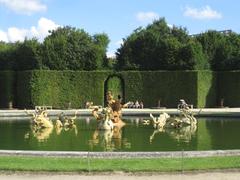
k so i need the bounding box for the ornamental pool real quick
[0,117,240,152]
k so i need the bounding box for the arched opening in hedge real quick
[104,75,125,106]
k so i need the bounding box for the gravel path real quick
[1,171,240,180]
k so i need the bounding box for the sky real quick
[0,0,239,57]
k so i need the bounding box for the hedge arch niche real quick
[104,75,125,106]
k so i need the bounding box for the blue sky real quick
[0,0,239,57]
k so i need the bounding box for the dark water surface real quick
[0,117,240,151]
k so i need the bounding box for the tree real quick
[181,40,208,70]
[196,31,240,70]
[0,42,18,70]
[116,18,208,71]
[93,33,110,69]
[42,26,109,70]
[15,39,42,70]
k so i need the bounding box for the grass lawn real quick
[0,156,240,172]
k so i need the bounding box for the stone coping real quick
[0,150,240,158]
[1,108,240,118]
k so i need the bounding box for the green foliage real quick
[195,31,223,65]
[93,33,110,69]
[0,71,15,108]
[0,40,42,71]
[196,31,240,70]
[4,70,201,108]
[1,24,240,71]
[217,71,240,107]
[0,27,109,71]
[15,71,35,108]
[105,75,124,103]
[42,26,109,70]
[15,39,42,70]
[106,56,118,70]
[0,42,18,70]
[3,70,240,108]
[15,70,112,108]
[116,18,208,71]
[197,71,217,108]
[121,71,198,107]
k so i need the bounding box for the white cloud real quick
[106,51,116,58]
[0,30,8,42]
[33,17,60,41]
[0,0,47,15]
[8,27,28,42]
[136,12,159,22]
[0,17,60,43]
[184,5,222,20]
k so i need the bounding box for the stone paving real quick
[1,149,240,158]
[1,171,240,180]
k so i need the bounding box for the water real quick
[0,117,240,151]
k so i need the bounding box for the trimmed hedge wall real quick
[16,70,112,108]
[0,71,15,108]
[197,71,217,108]
[121,71,198,108]
[217,71,240,107]
[16,71,38,108]
[2,70,240,109]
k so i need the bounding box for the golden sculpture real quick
[55,110,78,128]
[55,111,78,135]
[25,108,78,141]
[105,90,129,125]
[146,106,198,143]
[89,91,130,151]
[92,107,114,130]
[25,109,53,128]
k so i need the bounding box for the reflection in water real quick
[166,123,197,142]
[129,117,142,126]
[89,122,131,151]
[3,117,240,151]
[143,114,198,144]
[55,124,78,136]
[135,118,140,127]
[25,120,78,142]
[25,125,54,142]
[89,129,114,151]
[85,117,90,125]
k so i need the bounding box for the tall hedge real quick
[0,71,15,108]
[16,70,112,108]
[217,71,240,107]
[121,71,198,108]
[16,71,35,108]
[197,71,217,108]
[2,70,240,109]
